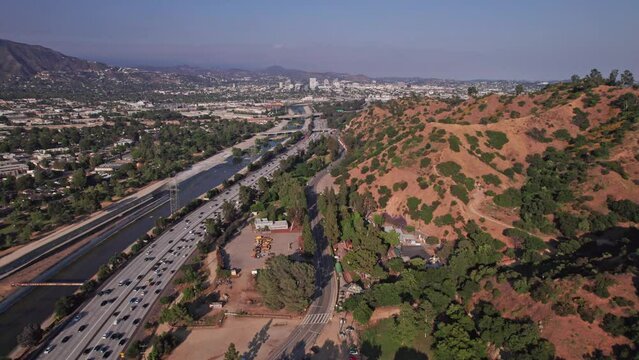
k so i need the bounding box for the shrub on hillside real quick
[436,161,461,176]
[450,184,469,204]
[485,130,509,149]
[434,214,455,227]
[607,198,639,222]
[482,174,502,186]
[571,108,590,130]
[493,188,522,208]
[448,134,461,152]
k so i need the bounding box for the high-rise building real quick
[309,77,318,90]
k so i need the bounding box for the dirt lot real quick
[216,226,303,314]
[168,225,305,360]
[169,317,299,360]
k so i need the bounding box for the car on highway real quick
[43,345,54,354]
[78,324,87,332]
[61,335,71,343]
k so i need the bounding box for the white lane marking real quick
[300,312,331,325]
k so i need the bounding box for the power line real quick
[169,178,179,215]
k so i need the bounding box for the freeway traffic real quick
[38,132,321,360]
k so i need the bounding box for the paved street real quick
[267,145,343,360]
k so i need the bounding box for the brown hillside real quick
[342,85,639,245]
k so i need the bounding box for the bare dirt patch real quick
[168,317,299,360]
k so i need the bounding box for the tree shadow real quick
[279,339,307,360]
[242,320,272,360]
[218,247,230,269]
[361,339,382,360]
[309,339,350,360]
[394,347,428,360]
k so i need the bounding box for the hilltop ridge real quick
[338,82,639,246]
[0,38,107,80]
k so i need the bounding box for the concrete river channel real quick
[0,145,275,355]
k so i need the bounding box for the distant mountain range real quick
[0,38,370,83]
[0,39,108,80]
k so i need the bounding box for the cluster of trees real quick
[0,119,270,250]
[0,119,142,153]
[347,219,560,359]
[314,100,365,129]
[256,255,315,312]
[147,332,178,360]
[433,302,555,360]
[570,68,635,88]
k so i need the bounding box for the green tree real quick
[70,169,87,191]
[17,323,43,347]
[620,70,634,87]
[222,200,238,223]
[515,84,524,95]
[302,215,316,255]
[224,343,241,360]
[433,304,486,360]
[238,185,256,210]
[256,255,315,312]
[467,86,478,98]
[607,69,619,85]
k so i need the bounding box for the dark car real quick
[100,300,108,306]
[119,338,127,346]
[122,315,130,321]
[103,350,112,358]
[83,348,91,354]
[78,324,88,332]
[133,318,141,325]
[61,335,71,343]
[155,289,161,294]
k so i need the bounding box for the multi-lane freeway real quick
[38,132,321,360]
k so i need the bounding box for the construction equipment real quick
[253,236,273,258]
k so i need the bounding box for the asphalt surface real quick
[37,133,321,360]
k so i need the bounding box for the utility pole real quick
[169,178,179,215]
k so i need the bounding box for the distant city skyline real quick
[1,0,638,80]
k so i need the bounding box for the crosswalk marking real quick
[301,312,331,325]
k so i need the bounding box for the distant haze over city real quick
[1,0,637,80]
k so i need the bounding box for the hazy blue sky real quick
[1,0,637,80]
